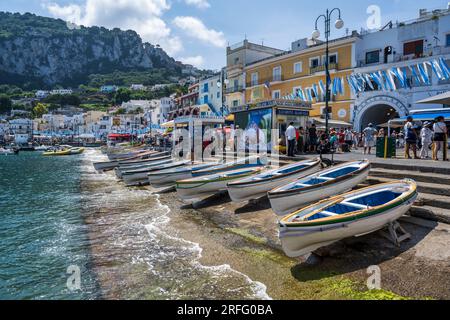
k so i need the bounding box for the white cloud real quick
[178,55,204,68]
[184,0,210,9]
[43,0,183,55]
[173,16,226,48]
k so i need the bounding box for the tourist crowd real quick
[285,116,448,162]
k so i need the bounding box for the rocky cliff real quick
[0,12,183,88]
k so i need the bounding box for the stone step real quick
[367,177,450,197]
[370,161,450,175]
[370,168,450,185]
[416,193,450,210]
[408,206,450,225]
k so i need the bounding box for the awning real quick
[161,120,175,128]
[396,111,450,122]
[311,117,352,128]
[416,91,450,105]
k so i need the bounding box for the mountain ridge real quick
[0,12,186,89]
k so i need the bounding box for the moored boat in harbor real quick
[176,167,264,202]
[122,160,191,186]
[227,158,322,202]
[148,162,218,188]
[278,179,418,257]
[268,160,370,216]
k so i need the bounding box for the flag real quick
[312,84,319,100]
[439,57,450,79]
[364,73,374,90]
[417,63,430,85]
[391,68,406,89]
[346,75,358,94]
[318,80,326,96]
[296,87,305,101]
[340,77,345,95]
[409,65,421,85]
[306,88,313,102]
[430,60,444,80]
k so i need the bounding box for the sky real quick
[0,0,448,70]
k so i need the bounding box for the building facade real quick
[225,40,286,111]
[243,36,357,124]
[352,7,450,130]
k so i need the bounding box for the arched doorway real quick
[359,104,399,130]
[353,95,408,131]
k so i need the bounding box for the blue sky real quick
[0,0,448,70]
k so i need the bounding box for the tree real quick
[32,103,48,119]
[114,88,132,105]
[0,95,12,114]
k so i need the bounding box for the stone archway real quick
[353,94,408,131]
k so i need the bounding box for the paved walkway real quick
[296,148,450,170]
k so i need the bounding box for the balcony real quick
[225,85,245,94]
[310,63,338,74]
[246,76,285,88]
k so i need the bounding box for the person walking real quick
[363,123,377,155]
[344,128,353,151]
[286,122,297,157]
[420,122,433,159]
[307,124,318,153]
[297,126,305,154]
[432,116,448,161]
[404,116,418,159]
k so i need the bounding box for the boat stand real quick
[381,221,411,247]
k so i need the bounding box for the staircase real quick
[366,164,450,224]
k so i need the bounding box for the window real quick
[204,95,209,104]
[366,50,380,64]
[273,66,282,81]
[404,40,424,57]
[329,54,338,65]
[446,34,450,47]
[233,79,239,90]
[272,90,281,99]
[233,100,239,107]
[251,72,259,86]
[310,57,320,68]
[217,92,220,99]
[293,62,303,74]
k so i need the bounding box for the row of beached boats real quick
[93,149,418,258]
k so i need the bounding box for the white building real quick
[35,90,49,99]
[9,118,33,143]
[0,120,9,142]
[160,97,175,123]
[130,84,146,91]
[121,100,152,113]
[50,89,73,95]
[198,73,224,116]
[352,6,450,130]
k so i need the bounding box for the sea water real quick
[0,149,270,300]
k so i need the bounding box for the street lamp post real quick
[312,8,344,138]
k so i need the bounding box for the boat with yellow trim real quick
[278,179,418,257]
[42,149,71,156]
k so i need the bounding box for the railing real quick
[246,76,285,88]
[310,63,338,74]
[225,85,245,94]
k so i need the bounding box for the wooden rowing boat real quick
[278,179,417,257]
[268,160,370,216]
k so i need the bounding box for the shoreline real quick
[157,191,450,300]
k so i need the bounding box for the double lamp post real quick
[312,8,344,138]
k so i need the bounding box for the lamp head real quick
[312,29,321,39]
[335,18,344,30]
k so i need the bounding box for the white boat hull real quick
[269,170,369,216]
[177,179,233,202]
[122,171,152,186]
[148,172,193,188]
[227,166,320,202]
[279,195,416,257]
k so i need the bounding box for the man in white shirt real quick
[285,122,296,157]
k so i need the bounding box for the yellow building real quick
[243,36,358,124]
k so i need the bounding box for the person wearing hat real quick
[363,123,377,155]
[420,121,433,159]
